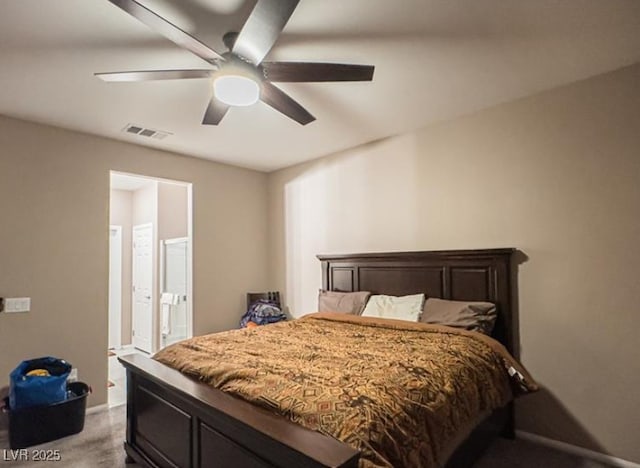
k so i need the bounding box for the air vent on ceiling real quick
[122,123,172,140]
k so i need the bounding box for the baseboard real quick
[516,431,640,468]
[86,403,109,415]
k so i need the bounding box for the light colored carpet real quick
[0,405,616,467]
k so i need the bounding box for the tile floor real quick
[108,347,148,408]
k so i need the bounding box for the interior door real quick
[132,223,153,353]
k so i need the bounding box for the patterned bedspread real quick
[154,312,537,467]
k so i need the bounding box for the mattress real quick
[154,312,537,467]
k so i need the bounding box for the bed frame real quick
[119,248,516,468]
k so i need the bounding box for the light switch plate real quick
[2,297,31,313]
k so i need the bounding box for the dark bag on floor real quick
[9,357,72,411]
[240,299,286,328]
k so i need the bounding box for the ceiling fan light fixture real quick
[101,0,374,125]
[214,74,260,107]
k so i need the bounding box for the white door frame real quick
[186,184,193,340]
[132,222,154,353]
[108,225,122,350]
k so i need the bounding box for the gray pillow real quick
[318,290,371,315]
[420,298,497,335]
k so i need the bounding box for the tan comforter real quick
[154,312,537,468]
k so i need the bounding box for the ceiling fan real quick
[96,0,375,126]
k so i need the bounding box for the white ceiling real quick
[111,172,156,191]
[1,0,639,172]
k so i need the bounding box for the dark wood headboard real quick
[317,248,516,357]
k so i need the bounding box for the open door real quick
[132,223,153,353]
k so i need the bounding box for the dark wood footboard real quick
[119,354,359,468]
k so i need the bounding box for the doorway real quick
[108,171,193,407]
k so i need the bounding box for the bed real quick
[119,248,528,467]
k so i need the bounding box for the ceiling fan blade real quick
[262,62,375,82]
[95,69,215,82]
[260,82,314,125]
[108,0,223,63]
[202,97,229,125]
[232,0,299,65]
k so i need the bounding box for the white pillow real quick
[361,294,425,322]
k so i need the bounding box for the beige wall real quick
[132,181,157,226]
[109,189,133,346]
[268,63,640,462]
[0,117,269,407]
[158,182,188,242]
